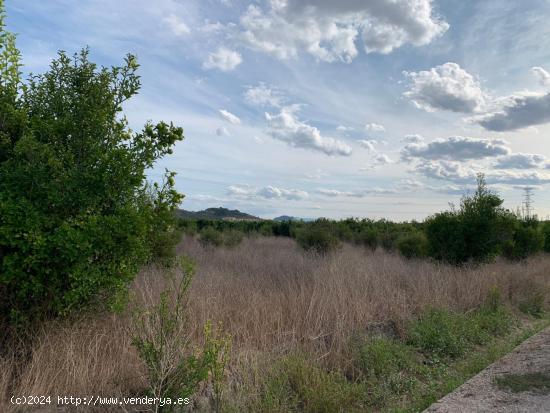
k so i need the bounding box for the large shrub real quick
[0,9,183,328]
[502,222,545,261]
[296,219,341,254]
[425,175,515,264]
[396,231,428,259]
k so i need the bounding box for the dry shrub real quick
[1,236,549,411]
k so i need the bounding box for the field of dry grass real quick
[2,235,549,412]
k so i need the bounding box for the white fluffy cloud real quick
[203,47,242,71]
[532,66,550,87]
[164,14,190,36]
[494,153,547,169]
[265,107,352,156]
[403,62,487,113]
[218,109,241,124]
[412,160,550,186]
[235,0,448,63]
[318,187,398,197]
[228,184,308,200]
[365,122,385,132]
[401,136,510,161]
[358,139,377,151]
[401,134,424,144]
[474,92,550,131]
[244,83,282,107]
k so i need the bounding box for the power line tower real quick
[522,187,534,219]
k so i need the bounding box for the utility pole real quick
[522,187,534,219]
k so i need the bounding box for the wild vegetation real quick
[1,3,550,412]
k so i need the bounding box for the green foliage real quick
[503,221,545,261]
[543,222,550,253]
[130,258,230,411]
[354,228,378,251]
[260,355,364,413]
[199,227,224,247]
[198,226,244,248]
[425,175,515,264]
[519,291,546,318]
[295,219,341,254]
[0,17,184,329]
[408,308,470,358]
[495,373,550,394]
[408,291,514,359]
[396,231,429,259]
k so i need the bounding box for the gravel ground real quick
[424,327,550,413]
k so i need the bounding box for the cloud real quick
[360,153,393,170]
[258,186,308,200]
[494,153,547,169]
[532,66,550,87]
[401,134,424,144]
[401,136,510,161]
[265,107,352,156]
[474,91,550,131]
[235,0,448,63]
[412,160,550,186]
[305,169,329,179]
[203,47,242,71]
[412,160,477,183]
[403,62,487,113]
[244,83,282,107]
[318,187,398,197]
[228,184,308,200]
[218,109,241,124]
[337,125,354,132]
[365,122,385,132]
[358,139,377,151]
[216,126,230,136]
[164,14,191,36]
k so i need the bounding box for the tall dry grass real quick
[1,235,549,411]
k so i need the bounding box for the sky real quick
[7,0,550,220]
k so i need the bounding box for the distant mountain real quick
[176,207,261,221]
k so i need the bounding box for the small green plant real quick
[203,320,231,413]
[396,231,429,259]
[260,355,364,413]
[519,291,546,318]
[129,257,230,412]
[408,308,469,358]
[495,373,550,394]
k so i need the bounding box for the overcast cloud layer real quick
[10,0,550,219]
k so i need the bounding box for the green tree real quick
[0,4,184,328]
[425,174,515,264]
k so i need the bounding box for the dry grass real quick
[1,235,549,411]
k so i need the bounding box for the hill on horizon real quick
[177,207,261,221]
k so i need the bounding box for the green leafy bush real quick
[396,231,429,259]
[408,308,470,358]
[295,220,341,254]
[503,223,545,261]
[0,14,183,329]
[260,355,364,413]
[199,227,224,247]
[425,175,516,264]
[354,228,378,251]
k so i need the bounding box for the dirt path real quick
[424,327,550,413]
